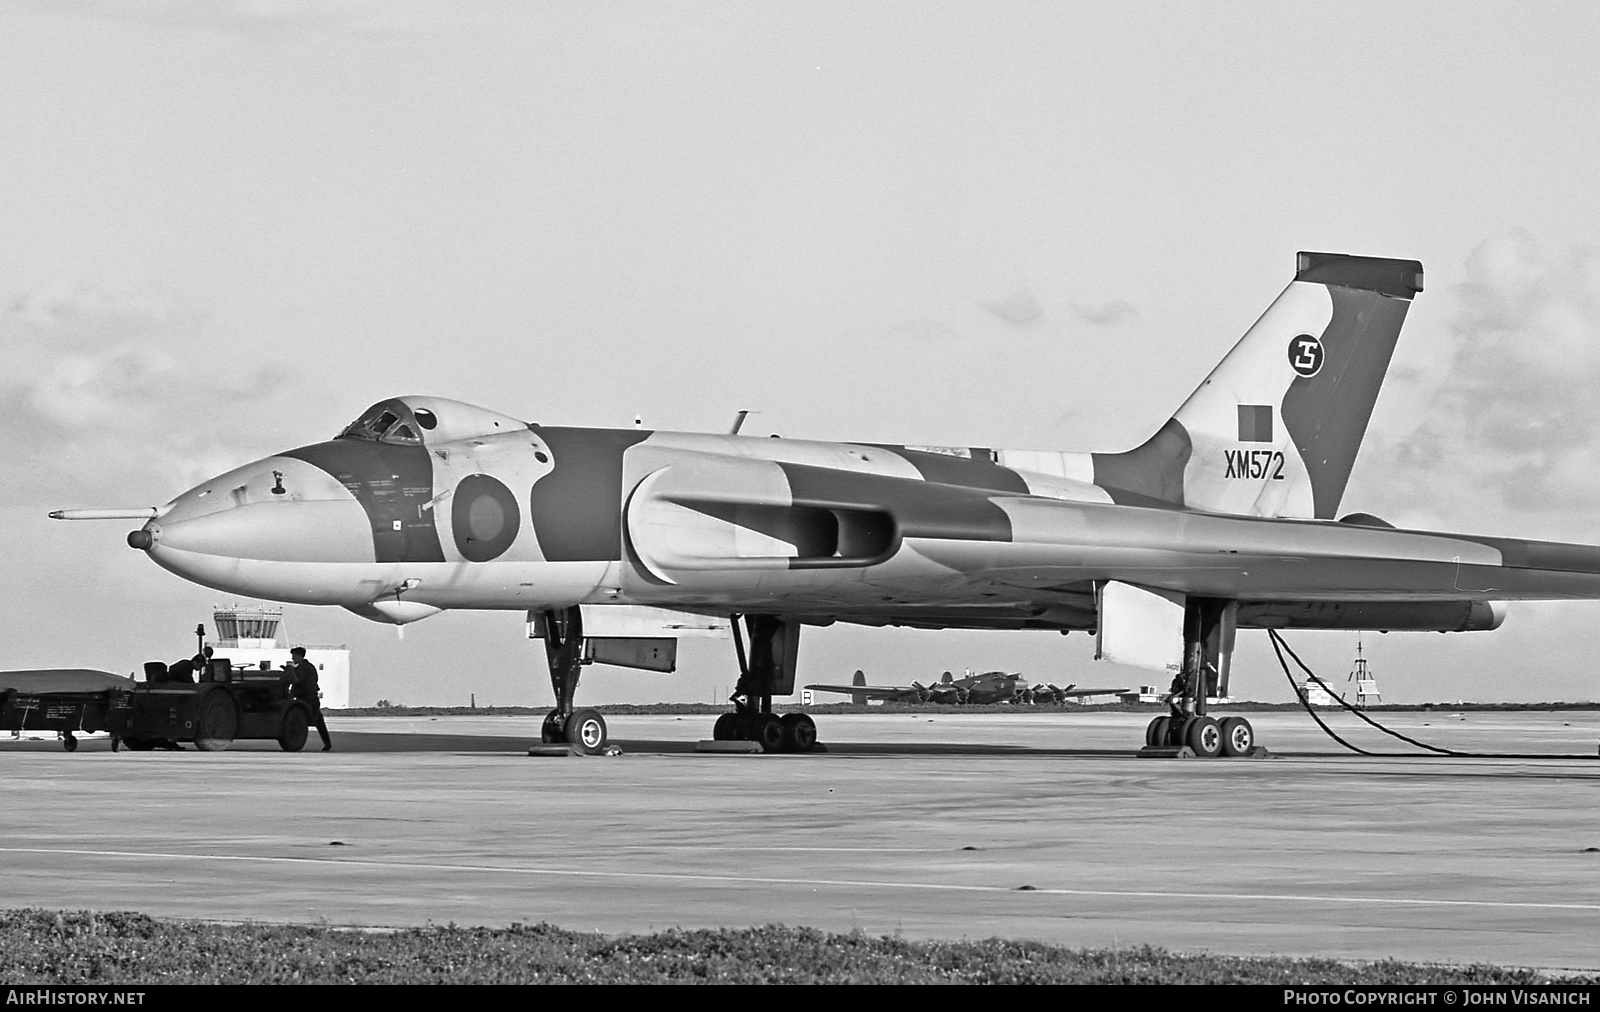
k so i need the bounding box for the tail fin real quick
[1092,252,1423,519]
[851,669,866,706]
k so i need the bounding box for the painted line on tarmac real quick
[645,846,944,853]
[5,846,1598,913]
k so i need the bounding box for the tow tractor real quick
[1,657,314,753]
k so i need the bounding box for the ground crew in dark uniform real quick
[288,646,332,751]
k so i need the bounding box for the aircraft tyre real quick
[1186,715,1222,758]
[62,733,77,752]
[278,705,309,752]
[540,710,566,745]
[750,713,787,752]
[781,713,817,751]
[192,689,238,752]
[1167,717,1192,748]
[565,708,608,754]
[1218,716,1254,757]
[1145,716,1170,748]
[712,713,740,741]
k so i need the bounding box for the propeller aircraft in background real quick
[805,669,1126,706]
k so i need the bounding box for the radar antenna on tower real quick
[1347,640,1382,708]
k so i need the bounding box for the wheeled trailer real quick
[0,669,134,751]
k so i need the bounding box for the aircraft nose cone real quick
[149,455,374,564]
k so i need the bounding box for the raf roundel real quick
[1287,333,1324,378]
[451,474,522,562]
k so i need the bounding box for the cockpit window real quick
[338,402,423,445]
[336,397,530,444]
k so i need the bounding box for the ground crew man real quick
[288,646,332,751]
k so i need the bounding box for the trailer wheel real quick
[193,690,238,752]
[278,706,309,752]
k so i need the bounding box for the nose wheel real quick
[563,708,608,752]
[540,710,565,744]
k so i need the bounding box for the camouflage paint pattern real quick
[124,254,1600,637]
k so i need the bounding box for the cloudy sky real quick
[4,1,1600,706]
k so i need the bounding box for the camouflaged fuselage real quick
[115,254,1594,634]
[131,395,1579,634]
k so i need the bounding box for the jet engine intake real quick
[626,462,898,581]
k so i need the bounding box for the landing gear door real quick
[1096,582,1185,676]
[584,637,678,673]
[525,606,728,674]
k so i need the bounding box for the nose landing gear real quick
[532,606,612,755]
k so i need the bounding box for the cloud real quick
[7,280,203,343]
[980,289,1140,328]
[1356,232,1600,535]
[42,0,464,39]
[884,318,963,342]
[1067,300,1138,326]
[893,285,1138,343]
[1,279,292,508]
[979,287,1045,326]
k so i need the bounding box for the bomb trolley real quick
[0,669,134,751]
[1,660,315,753]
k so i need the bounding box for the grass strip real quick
[0,910,1581,984]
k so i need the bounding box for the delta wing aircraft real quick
[805,669,1126,706]
[55,252,1600,757]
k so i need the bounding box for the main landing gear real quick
[710,614,819,753]
[534,606,611,755]
[1143,711,1256,758]
[1140,598,1263,759]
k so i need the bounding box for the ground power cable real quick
[1266,628,1598,760]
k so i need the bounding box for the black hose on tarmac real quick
[1268,629,1599,760]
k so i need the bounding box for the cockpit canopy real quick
[337,397,531,446]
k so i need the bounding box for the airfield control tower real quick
[206,606,350,709]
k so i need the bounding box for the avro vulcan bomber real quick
[58,253,1591,757]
